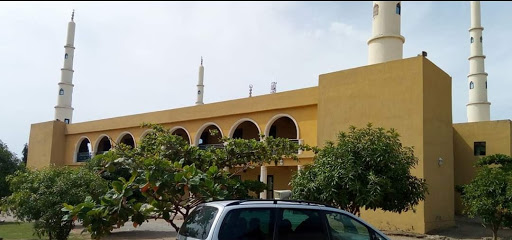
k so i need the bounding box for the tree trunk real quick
[492,226,498,240]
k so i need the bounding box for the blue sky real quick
[1,1,511,157]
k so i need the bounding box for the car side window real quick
[324,211,371,240]
[276,208,328,240]
[218,208,274,240]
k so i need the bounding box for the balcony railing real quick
[77,152,91,162]
[198,143,225,150]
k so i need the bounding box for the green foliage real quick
[22,143,29,165]
[291,123,428,216]
[4,167,108,240]
[0,140,22,200]
[64,123,306,239]
[458,154,512,240]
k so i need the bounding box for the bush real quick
[5,167,108,240]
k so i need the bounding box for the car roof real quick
[202,199,337,209]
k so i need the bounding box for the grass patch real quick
[0,222,88,240]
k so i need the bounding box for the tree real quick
[5,167,108,240]
[291,123,428,216]
[22,143,28,165]
[458,154,512,240]
[0,140,21,200]
[64,123,306,239]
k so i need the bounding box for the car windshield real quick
[178,205,219,240]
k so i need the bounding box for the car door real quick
[217,207,276,240]
[274,208,329,240]
[322,210,390,240]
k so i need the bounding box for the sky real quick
[1,1,511,158]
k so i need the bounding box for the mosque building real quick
[27,1,512,234]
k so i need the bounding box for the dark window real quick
[474,142,486,156]
[179,206,218,240]
[471,37,474,43]
[324,211,371,240]
[396,3,401,15]
[486,81,487,89]
[276,208,328,240]
[59,88,64,95]
[219,208,275,240]
[65,53,68,59]
[373,4,379,17]
[64,118,70,124]
[480,36,483,42]
[469,81,474,89]
[270,126,277,138]
[233,128,243,139]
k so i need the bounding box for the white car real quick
[177,200,391,240]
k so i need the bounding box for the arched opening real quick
[171,127,191,144]
[231,120,260,140]
[76,138,92,162]
[470,81,474,89]
[95,136,112,155]
[396,3,401,15]
[266,116,298,140]
[59,88,64,95]
[471,37,474,43]
[118,133,135,148]
[197,124,223,150]
[373,4,379,17]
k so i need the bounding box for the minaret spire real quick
[367,1,405,65]
[467,1,490,122]
[54,11,76,124]
[196,57,204,105]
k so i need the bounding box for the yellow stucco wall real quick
[26,87,318,167]
[453,120,512,214]
[27,121,66,169]
[421,58,455,231]
[317,56,454,233]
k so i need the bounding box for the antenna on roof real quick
[270,82,277,94]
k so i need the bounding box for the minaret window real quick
[396,3,401,15]
[485,81,487,89]
[373,4,379,17]
[59,88,64,95]
[65,118,70,124]
[65,53,68,59]
[470,37,474,43]
[469,81,474,89]
[480,36,483,42]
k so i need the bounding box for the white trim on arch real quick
[194,122,224,146]
[116,131,137,148]
[140,129,154,140]
[170,126,192,144]
[264,114,300,139]
[74,136,92,163]
[228,118,262,140]
[93,134,112,156]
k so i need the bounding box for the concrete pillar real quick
[259,165,267,199]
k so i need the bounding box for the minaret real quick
[54,10,76,124]
[367,1,405,65]
[467,1,490,122]
[196,57,204,105]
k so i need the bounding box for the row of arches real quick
[75,114,300,162]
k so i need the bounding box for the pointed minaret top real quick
[71,9,75,22]
[201,56,203,66]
